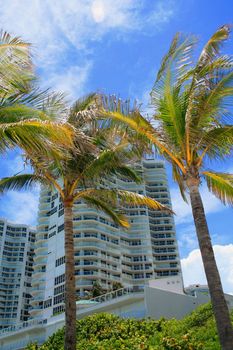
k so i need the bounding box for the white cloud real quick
[0,0,176,97]
[146,1,174,26]
[0,0,177,102]
[170,185,226,225]
[181,245,233,294]
[45,62,93,99]
[91,0,106,23]
[0,0,148,63]
[177,224,198,252]
[89,0,139,29]
[0,188,40,227]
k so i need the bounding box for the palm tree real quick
[0,95,171,350]
[104,26,233,350]
[0,30,73,154]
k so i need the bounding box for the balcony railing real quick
[83,285,144,305]
[0,319,47,337]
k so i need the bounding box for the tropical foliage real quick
[0,30,73,154]
[26,303,233,350]
[103,25,233,349]
[0,94,171,350]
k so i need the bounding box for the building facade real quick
[31,158,181,319]
[0,219,35,329]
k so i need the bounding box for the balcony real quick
[33,257,47,265]
[37,219,50,226]
[32,270,46,279]
[32,277,45,285]
[31,294,44,302]
[31,286,44,296]
[34,242,48,253]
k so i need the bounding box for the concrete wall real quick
[148,276,184,294]
[145,286,209,319]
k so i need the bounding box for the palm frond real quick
[116,190,172,212]
[72,93,97,112]
[68,93,98,126]
[197,55,233,78]
[75,188,172,213]
[0,30,30,52]
[114,166,141,183]
[172,163,188,202]
[203,171,233,205]
[197,125,233,163]
[155,32,196,84]
[0,66,33,97]
[0,30,33,97]
[0,119,74,154]
[193,71,233,129]
[103,110,186,173]
[152,85,188,151]
[197,25,231,68]
[41,92,68,121]
[77,142,141,183]
[80,195,129,228]
[0,104,47,122]
[100,94,134,115]
[0,174,43,192]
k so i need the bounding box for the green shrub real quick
[26,303,231,349]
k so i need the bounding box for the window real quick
[57,224,64,233]
[84,232,97,238]
[55,274,65,285]
[47,207,57,216]
[84,250,97,256]
[73,216,81,221]
[146,273,152,278]
[58,209,64,217]
[55,256,65,267]
[54,284,65,295]
[49,231,56,238]
[44,299,52,308]
[53,305,64,315]
[52,193,58,201]
[54,293,65,305]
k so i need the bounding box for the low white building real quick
[1,276,232,350]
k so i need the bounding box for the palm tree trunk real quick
[64,199,76,350]
[188,183,233,350]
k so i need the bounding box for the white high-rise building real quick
[0,219,35,329]
[31,159,181,319]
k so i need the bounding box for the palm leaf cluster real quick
[102,25,233,350]
[0,30,73,154]
[0,94,170,226]
[0,90,172,350]
[105,25,233,205]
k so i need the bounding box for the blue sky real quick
[0,0,232,291]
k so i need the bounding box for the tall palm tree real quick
[104,26,233,350]
[0,95,171,350]
[0,30,73,154]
